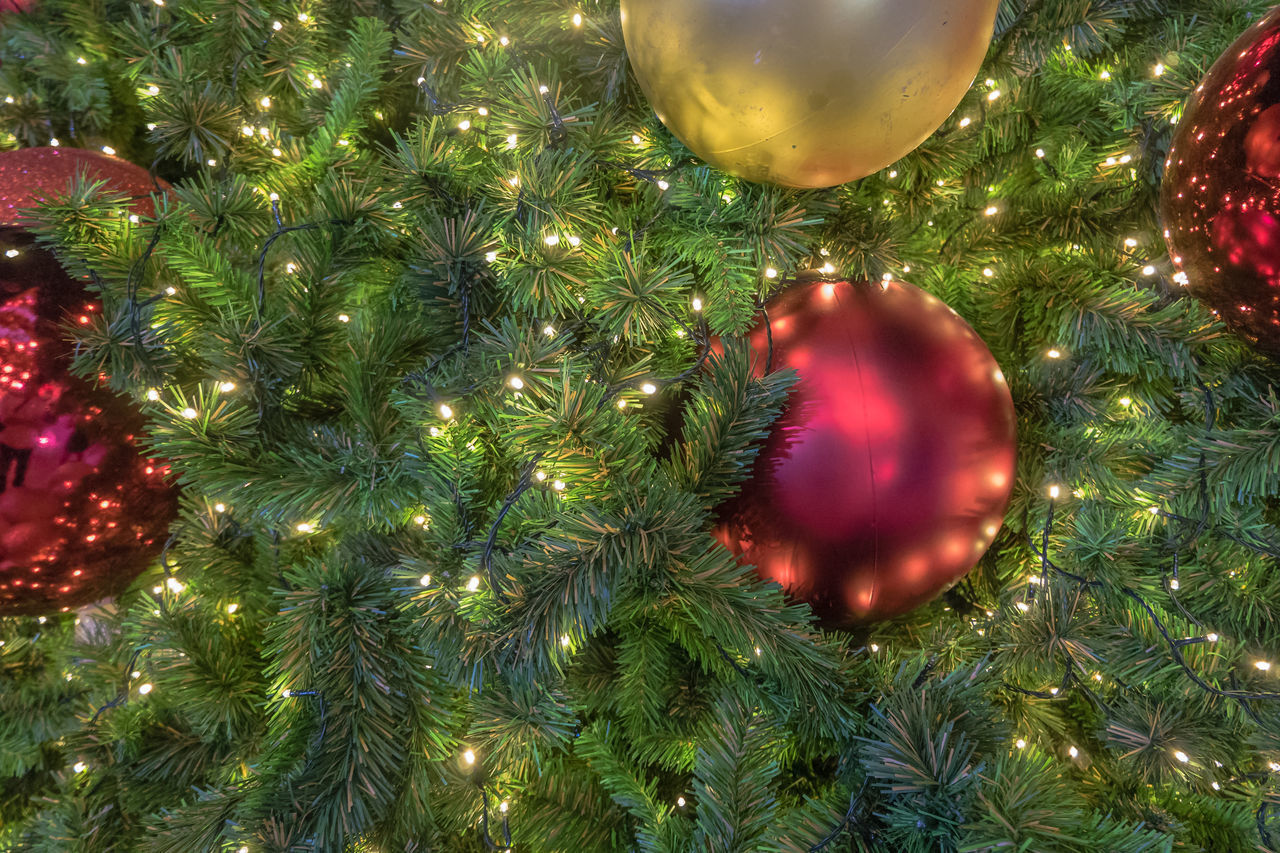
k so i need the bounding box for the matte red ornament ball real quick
[1160,7,1280,358]
[0,148,175,616]
[713,280,1017,625]
[0,146,163,228]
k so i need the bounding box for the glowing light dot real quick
[538,85,549,94]
[1124,237,1138,248]
[1100,70,1111,80]
[227,603,239,614]
[138,683,153,695]
[1119,396,1132,407]
[987,89,1001,101]
[764,267,778,279]
[1154,63,1165,76]
[1035,148,1046,158]
[260,96,272,108]
[438,403,453,419]
[166,577,185,594]
[506,134,518,149]
[50,137,60,146]
[1015,739,1026,749]
[1048,485,1061,499]
[272,148,282,157]
[297,12,308,22]
[617,398,627,409]
[1068,746,1079,758]
[296,522,314,533]
[1207,633,1219,642]
[1049,687,1059,695]
[640,382,657,395]
[692,297,703,312]
[1257,661,1272,671]
[820,262,836,274]
[1174,750,1189,763]
[1016,601,1030,612]
[73,761,87,773]
[220,381,236,393]
[543,325,556,336]
[181,407,198,419]
[1170,578,1180,590]
[272,20,283,30]
[467,576,481,592]
[4,249,17,258]
[572,12,582,26]
[567,235,581,247]
[959,117,972,127]
[420,574,431,587]
[463,749,476,765]
[982,268,995,278]
[870,643,879,652]
[508,376,524,390]
[1047,349,1061,359]
[101,146,116,156]
[677,796,686,808]
[544,234,561,247]
[657,180,669,190]
[535,471,547,481]
[241,124,254,136]
[984,205,999,216]
[458,119,471,131]
[560,635,571,647]
[1142,265,1156,276]
[552,479,566,491]
[1212,782,1221,790]
[500,801,509,813]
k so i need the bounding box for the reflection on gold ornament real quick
[621,0,1000,187]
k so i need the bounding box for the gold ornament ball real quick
[620,0,1000,188]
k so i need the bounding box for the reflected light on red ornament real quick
[712,280,1017,625]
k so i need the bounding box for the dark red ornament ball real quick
[1161,7,1280,358]
[0,148,175,617]
[0,147,163,228]
[713,280,1017,625]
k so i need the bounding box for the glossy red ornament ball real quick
[0,148,175,616]
[713,280,1017,624]
[1161,7,1280,358]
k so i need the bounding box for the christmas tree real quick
[3,0,1280,850]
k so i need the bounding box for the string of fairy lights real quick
[5,0,1280,848]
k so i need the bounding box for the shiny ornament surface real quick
[0,248,175,617]
[713,280,1016,624]
[620,0,999,188]
[1161,7,1280,357]
[0,147,162,227]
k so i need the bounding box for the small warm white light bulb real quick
[138,683,154,695]
[420,574,431,587]
[1119,396,1132,407]
[538,85,549,94]
[1048,485,1061,499]
[101,146,116,156]
[1212,782,1221,790]
[214,503,226,513]
[296,522,315,533]
[1170,578,1180,590]
[987,89,1001,101]
[297,12,309,22]
[640,382,657,395]
[677,796,686,808]
[764,267,778,279]
[272,20,283,30]
[181,407,198,419]
[463,749,476,765]
[1154,63,1165,77]
[1174,750,1190,763]
[1257,660,1272,671]
[166,577,185,594]
[869,643,879,652]
[467,576,481,592]
[959,117,972,128]
[260,96,272,108]
[457,119,471,131]
[242,125,255,137]
[338,313,350,323]
[220,381,236,393]
[544,234,561,247]
[1015,739,1026,749]
[543,325,556,336]
[560,635,571,647]
[1068,746,1079,758]
[438,403,453,419]
[656,180,669,191]
[984,205,999,216]
[271,147,283,157]
[1047,349,1062,359]
[572,12,583,26]
[227,603,239,614]
[1207,633,1219,642]
[1142,265,1157,276]
[691,297,703,312]
[552,479,566,491]
[506,134,518,149]
[1016,601,1030,612]
[1124,237,1138,248]
[819,262,836,274]
[508,376,524,390]
[73,761,88,773]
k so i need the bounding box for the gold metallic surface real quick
[621,0,1000,187]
